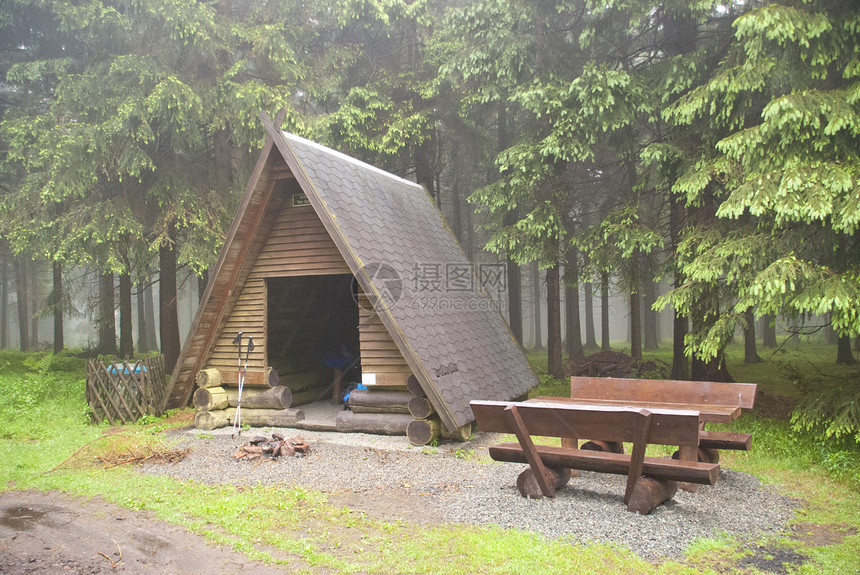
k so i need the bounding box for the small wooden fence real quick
[86,355,167,424]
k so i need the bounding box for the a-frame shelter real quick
[163,113,537,432]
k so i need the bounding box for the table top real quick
[526,396,741,424]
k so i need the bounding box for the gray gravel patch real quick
[140,425,798,559]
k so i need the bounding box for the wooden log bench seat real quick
[470,400,720,514]
[567,376,758,462]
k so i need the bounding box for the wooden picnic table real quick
[470,399,721,513]
[525,376,757,485]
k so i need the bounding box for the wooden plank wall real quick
[358,290,414,388]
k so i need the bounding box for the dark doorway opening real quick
[267,274,361,406]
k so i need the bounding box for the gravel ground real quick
[141,424,798,560]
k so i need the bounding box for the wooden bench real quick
[569,376,758,462]
[470,400,720,514]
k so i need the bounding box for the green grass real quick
[2,345,859,573]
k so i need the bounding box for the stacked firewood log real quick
[334,376,472,445]
[231,432,310,461]
[193,367,305,430]
[404,375,472,446]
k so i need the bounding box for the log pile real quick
[231,432,310,461]
[193,367,306,431]
[403,375,472,446]
[336,387,412,434]
[333,376,473,443]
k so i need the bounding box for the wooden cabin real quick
[163,112,538,443]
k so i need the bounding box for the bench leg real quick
[560,437,580,478]
[677,445,700,493]
[504,405,556,497]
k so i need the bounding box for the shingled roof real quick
[164,114,538,431]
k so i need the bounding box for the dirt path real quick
[0,491,292,574]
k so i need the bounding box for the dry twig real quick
[96,539,123,568]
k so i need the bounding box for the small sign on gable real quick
[292,193,311,207]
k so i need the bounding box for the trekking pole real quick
[232,336,255,439]
[231,332,243,438]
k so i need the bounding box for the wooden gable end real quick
[203,176,412,389]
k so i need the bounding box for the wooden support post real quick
[504,405,555,498]
[676,445,700,493]
[624,409,652,505]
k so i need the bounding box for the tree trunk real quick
[630,290,642,360]
[29,264,39,348]
[669,192,689,379]
[98,270,116,355]
[14,256,29,352]
[52,261,64,354]
[144,281,158,351]
[137,283,149,353]
[451,169,463,242]
[836,335,856,365]
[600,271,610,351]
[463,196,474,262]
[415,132,437,204]
[532,262,543,350]
[643,278,659,350]
[565,282,584,361]
[690,289,732,382]
[546,264,563,378]
[743,307,762,364]
[119,272,133,358]
[671,312,689,380]
[198,269,209,302]
[507,259,523,344]
[564,242,584,361]
[498,106,523,345]
[584,282,597,349]
[0,254,7,349]
[159,235,181,373]
[761,314,777,348]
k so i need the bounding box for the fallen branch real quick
[97,539,123,568]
